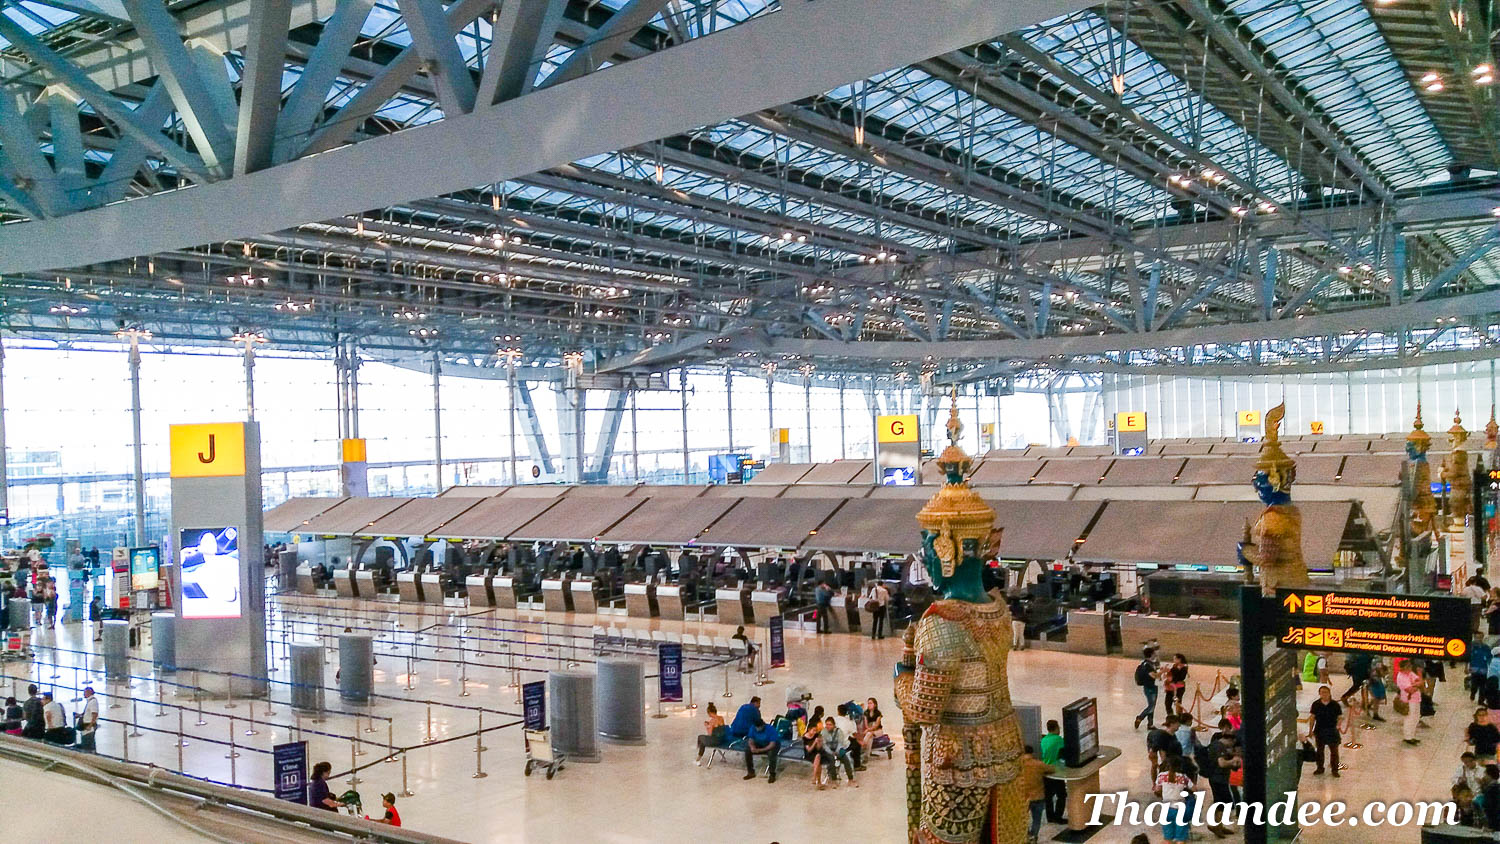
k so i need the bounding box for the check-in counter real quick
[624,583,657,618]
[828,593,855,633]
[333,568,358,598]
[715,588,753,626]
[354,569,378,598]
[1119,613,1239,665]
[396,571,423,602]
[656,584,685,620]
[466,574,494,607]
[541,578,572,613]
[749,590,783,627]
[570,579,599,614]
[295,565,317,595]
[421,573,444,605]
[493,575,520,609]
[1064,610,1111,656]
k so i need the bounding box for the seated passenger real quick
[731,625,758,672]
[818,716,857,787]
[730,696,766,740]
[695,702,727,765]
[744,720,780,784]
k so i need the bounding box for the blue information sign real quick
[522,681,547,730]
[272,741,307,804]
[658,642,683,702]
[768,615,786,668]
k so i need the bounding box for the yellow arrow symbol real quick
[1283,594,1302,613]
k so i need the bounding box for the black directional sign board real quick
[1273,587,1471,660]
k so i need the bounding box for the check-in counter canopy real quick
[298,497,411,535]
[508,497,643,542]
[426,496,558,541]
[801,498,926,555]
[597,498,738,545]
[1074,500,1356,568]
[265,496,346,533]
[697,497,845,549]
[362,497,483,537]
[747,463,815,484]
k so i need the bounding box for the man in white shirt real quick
[41,691,67,743]
[76,686,100,752]
[1464,577,1489,604]
[1457,751,1484,794]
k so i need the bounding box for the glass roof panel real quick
[1225,0,1451,188]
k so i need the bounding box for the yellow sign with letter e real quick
[169,423,246,478]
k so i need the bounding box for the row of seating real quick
[591,625,749,658]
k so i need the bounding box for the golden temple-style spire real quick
[1407,402,1431,455]
[1255,402,1295,478]
[1485,405,1498,451]
[1449,409,1469,449]
[917,389,994,578]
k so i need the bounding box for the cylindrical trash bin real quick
[151,612,176,673]
[101,619,130,680]
[596,657,645,744]
[338,633,373,702]
[289,641,325,713]
[6,597,30,631]
[548,669,600,762]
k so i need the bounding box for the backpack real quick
[1135,660,1154,686]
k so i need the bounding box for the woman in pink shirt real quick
[1396,661,1425,745]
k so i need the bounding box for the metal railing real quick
[0,733,469,844]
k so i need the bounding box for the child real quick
[1367,660,1388,722]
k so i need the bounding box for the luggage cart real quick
[523,728,564,779]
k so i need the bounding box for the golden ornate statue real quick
[1485,405,1498,452]
[894,395,1025,844]
[1444,410,1472,526]
[1239,403,1311,596]
[1408,404,1440,537]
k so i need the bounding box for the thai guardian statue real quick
[894,396,1024,844]
[1408,404,1440,537]
[1484,405,1498,454]
[1242,403,1311,596]
[1443,410,1472,527]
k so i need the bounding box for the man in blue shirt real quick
[731,696,780,783]
[730,696,764,739]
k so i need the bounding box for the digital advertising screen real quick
[1061,696,1100,768]
[881,467,916,486]
[129,546,160,592]
[179,527,241,619]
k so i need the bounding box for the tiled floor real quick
[0,596,1475,843]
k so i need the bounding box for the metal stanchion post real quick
[122,719,129,761]
[71,666,82,701]
[354,723,366,756]
[108,680,122,710]
[404,656,415,691]
[156,680,167,716]
[225,718,240,758]
[472,711,487,778]
[129,700,142,737]
[348,741,361,787]
[385,719,396,762]
[245,706,258,737]
[400,750,414,797]
[721,664,733,699]
[195,686,206,726]
[687,672,697,711]
[225,674,237,709]
[177,710,189,749]
[364,703,377,734]
[424,703,434,743]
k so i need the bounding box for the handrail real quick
[0,733,469,844]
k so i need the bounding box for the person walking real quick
[1154,754,1193,844]
[1134,647,1161,730]
[1019,745,1055,844]
[1040,719,1067,824]
[1308,685,1343,776]
[75,686,99,752]
[1397,660,1424,745]
[868,580,890,640]
[88,595,103,642]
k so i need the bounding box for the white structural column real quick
[725,367,734,454]
[432,351,444,491]
[630,388,640,483]
[125,332,146,546]
[507,361,519,485]
[679,369,690,481]
[0,341,8,520]
[803,376,813,462]
[838,377,846,460]
[0,0,1096,272]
